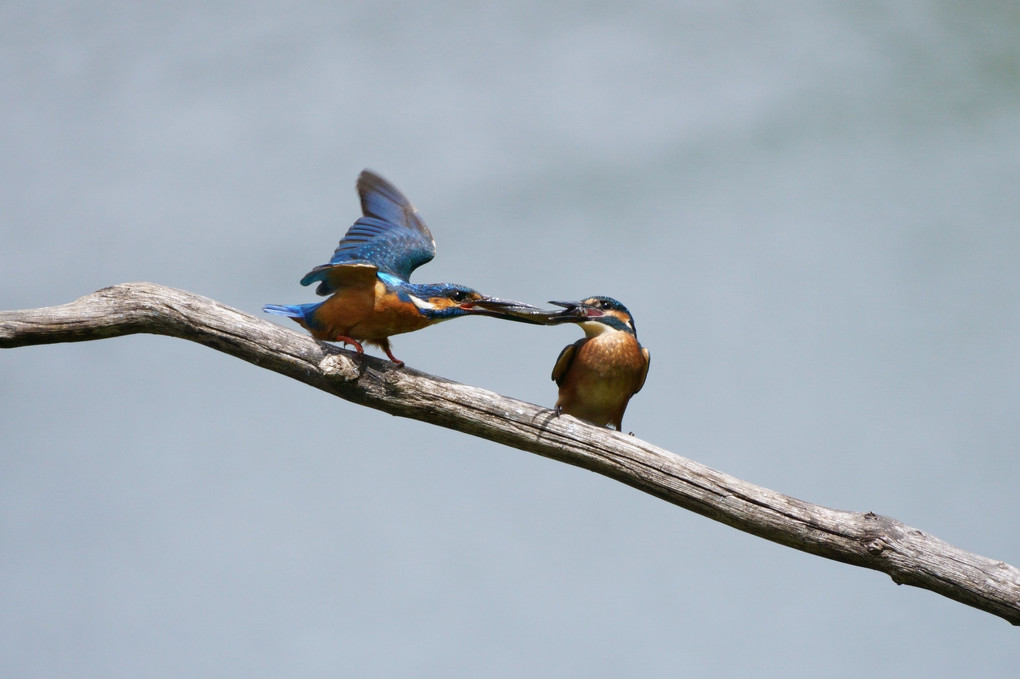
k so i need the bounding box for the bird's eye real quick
[600,300,611,310]
[450,290,467,302]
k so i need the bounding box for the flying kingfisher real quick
[264,170,538,365]
[544,296,650,431]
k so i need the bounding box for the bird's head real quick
[546,296,638,337]
[406,283,542,322]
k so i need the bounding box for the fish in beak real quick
[459,296,553,324]
[461,298,595,325]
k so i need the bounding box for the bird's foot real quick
[334,335,365,355]
[382,345,405,367]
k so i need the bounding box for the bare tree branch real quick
[3,282,1019,624]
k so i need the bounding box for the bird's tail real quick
[262,302,324,326]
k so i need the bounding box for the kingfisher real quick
[544,296,650,431]
[264,170,537,365]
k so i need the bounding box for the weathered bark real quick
[3,282,1019,624]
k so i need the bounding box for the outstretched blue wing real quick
[301,170,437,295]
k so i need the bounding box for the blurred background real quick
[2,1,1019,676]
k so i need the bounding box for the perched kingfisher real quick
[545,296,650,431]
[264,170,537,365]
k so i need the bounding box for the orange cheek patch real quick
[429,298,458,311]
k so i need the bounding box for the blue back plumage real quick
[300,170,437,295]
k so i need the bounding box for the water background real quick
[3,2,1019,676]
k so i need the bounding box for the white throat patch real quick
[580,320,616,337]
[408,294,436,311]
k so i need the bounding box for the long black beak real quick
[466,296,534,309]
[460,297,555,325]
[469,299,595,326]
[461,298,601,325]
[549,300,604,320]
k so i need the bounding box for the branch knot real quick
[318,354,360,381]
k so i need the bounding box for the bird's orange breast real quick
[309,280,429,342]
[556,333,647,428]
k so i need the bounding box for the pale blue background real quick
[2,2,1019,677]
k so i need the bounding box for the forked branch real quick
[3,282,1019,624]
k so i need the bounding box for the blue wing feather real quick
[303,170,437,295]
